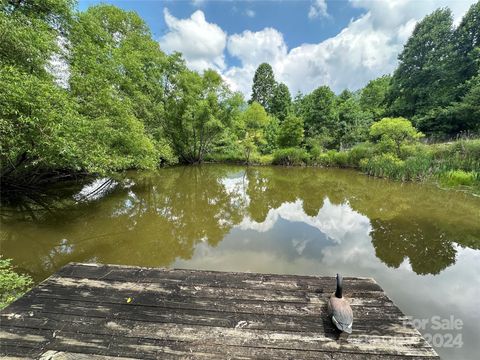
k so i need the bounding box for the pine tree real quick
[250,63,276,113]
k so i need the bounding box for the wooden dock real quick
[0,263,439,359]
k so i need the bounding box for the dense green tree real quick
[238,102,269,163]
[250,63,276,112]
[0,66,95,181]
[454,1,480,88]
[260,116,280,154]
[388,9,457,119]
[452,73,480,133]
[291,91,305,116]
[270,82,291,121]
[69,5,167,168]
[0,0,99,187]
[278,114,304,148]
[418,72,480,135]
[337,92,372,148]
[162,63,241,163]
[301,85,338,139]
[360,75,391,121]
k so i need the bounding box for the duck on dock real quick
[328,273,353,336]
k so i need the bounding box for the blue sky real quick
[78,1,364,51]
[77,0,477,96]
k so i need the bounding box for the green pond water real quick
[1,165,479,359]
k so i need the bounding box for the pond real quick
[1,164,479,359]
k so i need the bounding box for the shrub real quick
[272,147,310,166]
[250,153,274,165]
[312,150,349,167]
[439,170,479,187]
[315,150,335,167]
[308,143,323,161]
[346,142,375,167]
[360,153,405,180]
[370,117,423,156]
[0,258,33,309]
[333,151,348,167]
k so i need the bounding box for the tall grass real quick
[439,170,479,187]
[310,139,479,189]
[431,139,480,172]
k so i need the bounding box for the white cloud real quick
[159,1,476,96]
[159,9,227,72]
[227,28,287,66]
[224,28,287,94]
[308,0,329,19]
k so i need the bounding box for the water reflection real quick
[1,165,480,359]
[1,165,479,279]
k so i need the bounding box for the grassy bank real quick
[207,138,480,194]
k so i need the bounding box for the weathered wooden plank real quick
[56,263,382,293]
[0,344,42,359]
[39,350,139,360]
[0,324,435,359]
[5,293,406,323]
[0,301,415,337]
[34,277,395,307]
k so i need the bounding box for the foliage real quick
[0,0,74,76]
[238,102,269,164]
[0,258,33,309]
[388,9,457,119]
[250,63,276,113]
[162,63,242,163]
[431,139,480,172]
[370,117,424,155]
[260,116,280,154]
[359,75,391,121]
[345,142,375,167]
[315,150,348,168]
[0,66,90,178]
[278,114,304,148]
[385,5,480,137]
[439,170,479,187]
[272,147,310,166]
[70,5,164,168]
[301,86,338,140]
[0,0,89,187]
[360,153,406,180]
[270,82,291,121]
[454,2,480,87]
[337,91,372,148]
